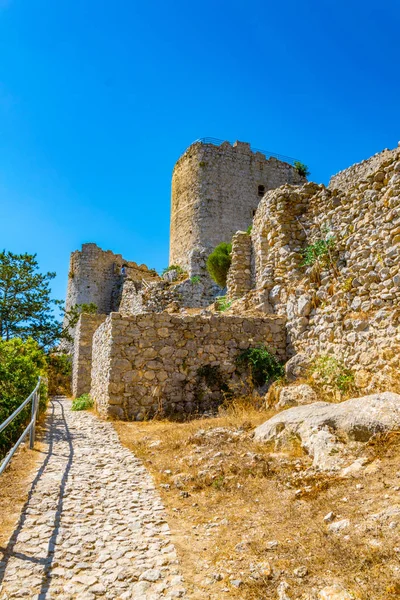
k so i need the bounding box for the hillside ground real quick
[0,437,46,547]
[115,400,400,600]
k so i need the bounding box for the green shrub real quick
[190,275,201,285]
[246,225,253,235]
[301,236,336,267]
[310,355,355,395]
[215,295,232,312]
[47,353,72,397]
[294,161,310,178]
[236,346,284,387]
[206,242,232,287]
[0,338,47,459]
[71,394,94,411]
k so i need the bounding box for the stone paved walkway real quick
[0,398,186,600]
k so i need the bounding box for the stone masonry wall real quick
[119,277,221,315]
[328,147,396,193]
[72,313,107,398]
[227,144,400,392]
[227,231,253,300]
[65,243,159,316]
[169,140,305,276]
[91,312,287,420]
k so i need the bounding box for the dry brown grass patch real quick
[114,399,400,599]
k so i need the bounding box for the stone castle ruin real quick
[68,137,400,420]
[169,138,304,276]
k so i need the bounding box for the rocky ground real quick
[0,398,186,600]
[115,400,400,600]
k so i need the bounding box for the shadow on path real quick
[0,398,75,598]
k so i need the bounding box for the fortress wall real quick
[72,313,107,397]
[328,147,396,192]
[65,243,159,316]
[228,145,400,391]
[91,312,286,420]
[170,141,305,275]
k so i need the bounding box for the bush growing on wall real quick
[236,346,284,387]
[206,242,232,288]
[0,338,47,459]
[301,237,336,267]
[294,161,310,178]
[310,355,355,397]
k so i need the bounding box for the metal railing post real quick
[0,376,41,475]
[29,389,37,450]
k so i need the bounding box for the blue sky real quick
[1,0,399,303]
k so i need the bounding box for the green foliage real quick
[190,275,201,285]
[206,242,232,288]
[311,355,355,395]
[246,225,253,235]
[71,394,94,411]
[0,250,63,349]
[294,161,310,178]
[0,338,47,459]
[161,265,185,277]
[215,295,232,312]
[236,346,284,387]
[62,302,98,342]
[47,353,72,397]
[301,236,336,267]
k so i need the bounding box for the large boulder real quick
[254,392,400,471]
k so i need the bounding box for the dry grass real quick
[0,424,46,547]
[115,399,400,600]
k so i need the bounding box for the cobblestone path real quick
[0,398,186,600]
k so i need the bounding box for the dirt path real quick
[0,398,186,600]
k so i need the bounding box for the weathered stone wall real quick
[118,279,145,315]
[65,243,159,316]
[170,140,305,276]
[72,313,107,397]
[91,312,287,420]
[119,277,220,315]
[227,231,253,300]
[228,144,400,391]
[328,146,397,192]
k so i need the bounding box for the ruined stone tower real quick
[169,138,305,275]
[65,243,157,315]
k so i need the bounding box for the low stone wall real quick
[72,313,107,397]
[118,277,220,316]
[91,312,287,420]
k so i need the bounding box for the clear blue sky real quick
[1,0,399,303]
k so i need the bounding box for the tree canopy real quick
[0,251,62,349]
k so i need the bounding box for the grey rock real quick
[284,354,311,383]
[255,392,400,470]
[277,384,318,409]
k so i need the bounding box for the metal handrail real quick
[0,377,41,476]
[192,137,299,166]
